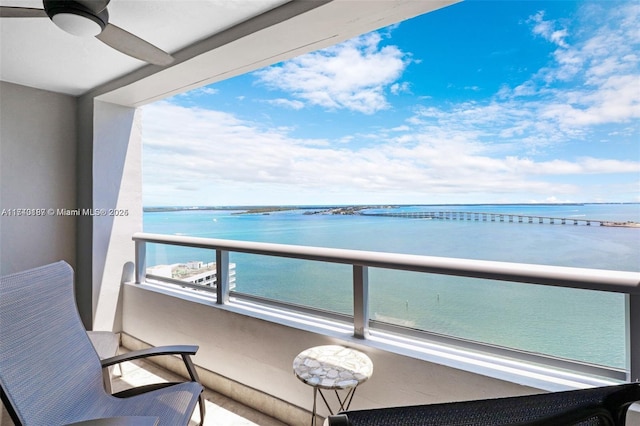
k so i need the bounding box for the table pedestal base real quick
[311,386,358,426]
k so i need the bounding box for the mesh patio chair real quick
[327,382,640,426]
[0,261,205,426]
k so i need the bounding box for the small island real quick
[601,221,640,228]
[304,206,368,215]
[232,207,297,215]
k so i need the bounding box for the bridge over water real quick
[361,211,613,226]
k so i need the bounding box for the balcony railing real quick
[132,232,640,383]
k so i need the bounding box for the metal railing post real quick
[627,294,640,382]
[353,265,369,339]
[216,249,230,304]
[121,261,135,284]
[135,240,146,284]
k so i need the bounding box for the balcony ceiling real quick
[0,0,458,103]
[0,0,290,95]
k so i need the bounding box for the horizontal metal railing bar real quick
[146,273,216,293]
[134,232,640,294]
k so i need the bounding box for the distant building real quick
[147,261,236,290]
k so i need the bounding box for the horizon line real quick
[143,202,640,211]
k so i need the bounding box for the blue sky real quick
[142,0,640,206]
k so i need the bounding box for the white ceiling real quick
[0,0,289,95]
[0,0,459,102]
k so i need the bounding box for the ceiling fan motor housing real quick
[43,0,109,36]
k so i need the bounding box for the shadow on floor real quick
[112,357,288,426]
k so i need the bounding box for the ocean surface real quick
[144,204,640,369]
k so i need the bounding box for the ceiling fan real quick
[0,0,174,65]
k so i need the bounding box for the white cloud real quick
[177,86,218,97]
[528,11,569,48]
[541,75,640,126]
[390,82,411,95]
[142,101,639,205]
[521,1,640,101]
[253,32,411,114]
[266,98,305,110]
[197,87,219,95]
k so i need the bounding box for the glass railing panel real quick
[368,268,626,369]
[136,233,637,377]
[228,253,353,315]
[145,243,224,292]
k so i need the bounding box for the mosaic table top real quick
[293,345,373,390]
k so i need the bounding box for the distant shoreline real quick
[143,204,640,227]
[144,202,639,213]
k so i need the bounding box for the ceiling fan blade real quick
[0,6,48,18]
[96,23,174,66]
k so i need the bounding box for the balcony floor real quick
[111,356,288,426]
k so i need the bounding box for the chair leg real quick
[102,368,113,394]
[198,393,206,426]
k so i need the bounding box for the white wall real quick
[0,81,77,426]
[0,81,77,276]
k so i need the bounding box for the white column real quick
[92,100,143,332]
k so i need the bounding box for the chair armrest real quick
[101,345,201,383]
[101,345,198,368]
[326,414,351,426]
[65,417,159,426]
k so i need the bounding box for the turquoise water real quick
[144,204,640,368]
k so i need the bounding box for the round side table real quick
[293,345,373,426]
